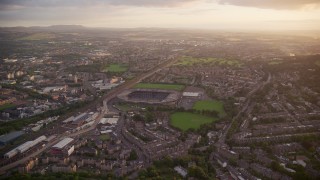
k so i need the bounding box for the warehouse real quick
[63,116,75,123]
[0,131,24,146]
[100,117,119,125]
[71,113,90,126]
[51,137,74,156]
[4,135,46,158]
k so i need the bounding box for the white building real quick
[174,166,188,178]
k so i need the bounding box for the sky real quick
[0,0,320,31]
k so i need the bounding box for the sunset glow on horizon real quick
[0,0,320,31]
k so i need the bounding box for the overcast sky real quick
[0,0,320,30]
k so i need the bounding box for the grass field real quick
[172,77,192,84]
[0,104,16,111]
[133,83,185,91]
[193,100,226,117]
[174,56,243,67]
[104,64,128,73]
[18,33,56,40]
[170,112,217,131]
[268,61,283,65]
[100,134,110,141]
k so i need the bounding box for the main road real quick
[0,56,180,174]
[217,72,272,144]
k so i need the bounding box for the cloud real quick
[217,0,320,10]
[0,0,198,10]
[2,0,319,10]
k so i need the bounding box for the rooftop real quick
[52,137,74,149]
[0,131,24,144]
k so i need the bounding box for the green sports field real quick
[100,134,110,141]
[193,100,226,117]
[133,83,185,91]
[0,104,16,111]
[174,56,243,67]
[104,64,128,73]
[170,112,217,131]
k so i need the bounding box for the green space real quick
[170,112,217,131]
[114,104,133,111]
[114,103,143,112]
[0,104,16,111]
[173,77,192,84]
[174,56,243,67]
[18,33,56,41]
[134,83,185,91]
[104,64,128,73]
[268,61,283,65]
[100,134,110,141]
[67,64,101,73]
[68,63,128,73]
[193,100,226,117]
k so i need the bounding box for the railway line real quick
[0,57,179,174]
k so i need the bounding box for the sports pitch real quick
[170,112,217,131]
[174,56,243,67]
[104,64,128,73]
[193,100,226,117]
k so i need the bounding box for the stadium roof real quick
[182,92,199,97]
[0,131,24,144]
[52,137,74,149]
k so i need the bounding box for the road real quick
[0,57,180,174]
[218,73,272,144]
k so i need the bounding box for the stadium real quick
[117,89,180,104]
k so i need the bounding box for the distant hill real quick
[0,25,86,33]
[46,25,86,30]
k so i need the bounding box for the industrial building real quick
[63,116,75,123]
[71,113,90,126]
[51,137,75,156]
[100,117,119,125]
[4,135,47,158]
[0,131,24,146]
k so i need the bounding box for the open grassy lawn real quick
[18,33,56,40]
[172,77,192,84]
[133,83,185,91]
[268,61,283,65]
[100,134,110,141]
[104,64,128,73]
[193,100,226,117]
[174,56,243,67]
[0,104,16,111]
[170,112,217,131]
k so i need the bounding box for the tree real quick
[145,111,154,123]
[132,114,144,122]
[127,150,138,161]
[188,166,209,179]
